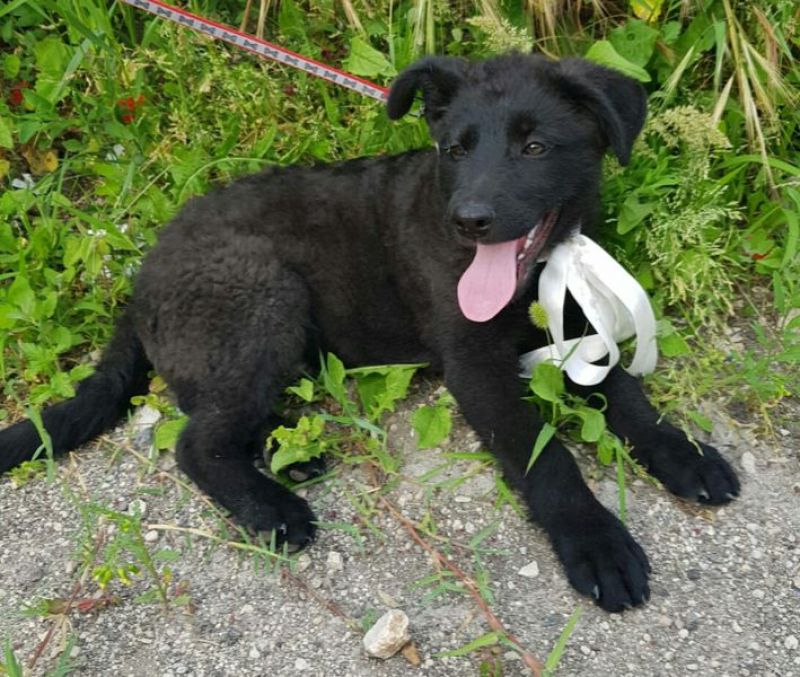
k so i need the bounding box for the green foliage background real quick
[0,0,798,425]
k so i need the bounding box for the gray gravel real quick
[1,382,799,676]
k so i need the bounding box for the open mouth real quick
[515,210,559,287]
[457,210,560,323]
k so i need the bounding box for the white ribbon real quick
[519,233,658,386]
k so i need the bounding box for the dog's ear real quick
[554,58,647,166]
[387,56,468,123]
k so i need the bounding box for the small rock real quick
[363,609,410,659]
[128,498,148,518]
[294,657,309,670]
[740,451,757,475]
[326,551,344,572]
[454,495,471,503]
[248,647,260,659]
[678,629,689,639]
[732,620,743,633]
[144,530,160,543]
[686,663,698,672]
[785,635,799,651]
[296,553,312,573]
[518,561,540,578]
[686,568,701,581]
[130,405,162,447]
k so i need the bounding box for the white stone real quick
[144,529,159,543]
[740,451,757,475]
[296,553,312,573]
[518,561,540,578]
[363,609,410,659]
[785,635,799,651]
[294,657,310,670]
[326,551,344,572]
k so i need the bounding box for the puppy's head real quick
[387,53,647,320]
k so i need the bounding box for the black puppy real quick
[0,54,739,612]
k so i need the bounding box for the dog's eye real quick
[522,141,548,157]
[446,144,467,159]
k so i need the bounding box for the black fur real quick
[0,54,740,612]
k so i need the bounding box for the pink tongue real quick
[457,240,518,322]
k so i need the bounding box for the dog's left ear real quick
[387,56,468,123]
[554,58,647,166]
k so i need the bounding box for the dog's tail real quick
[0,312,152,473]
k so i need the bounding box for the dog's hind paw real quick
[643,438,740,506]
[555,512,651,613]
[234,488,317,549]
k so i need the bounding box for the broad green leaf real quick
[287,377,315,402]
[7,276,35,315]
[412,404,452,449]
[3,54,20,78]
[154,416,188,451]
[658,332,690,357]
[34,36,70,78]
[530,363,565,403]
[323,352,348,406]
[617,194,655,234]
[610,19,659,67]
[0,116,12,149]
[579,408,606,442]
[597,433,616,466]
[343,37,397,78]
[585,40,651,83]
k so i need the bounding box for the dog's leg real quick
[442,339,650,612]
[568,366,740,504]
[139,257,317,546]
[176,406,316,546]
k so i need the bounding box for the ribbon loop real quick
[520,233,657,386]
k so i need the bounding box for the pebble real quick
[678,629,689,639]
[363,609,410,659]
[732,620,743,633]
[294,657,309,670]
[686,568,701,581]
[144,530,160,543]
[128,498,148,518]
[326,551,344,572]
[518,561,540,578]
[786,635,799,651]
[296,553,312,573]
[740,451,757,475]
[248,647,260,659]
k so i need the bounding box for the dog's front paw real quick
[554,512,650,613]
[643,435,740,505]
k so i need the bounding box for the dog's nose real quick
[454,203,495,239]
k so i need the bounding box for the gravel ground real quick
[1,382,799,677]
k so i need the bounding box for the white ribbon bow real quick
[519,232,658,386]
